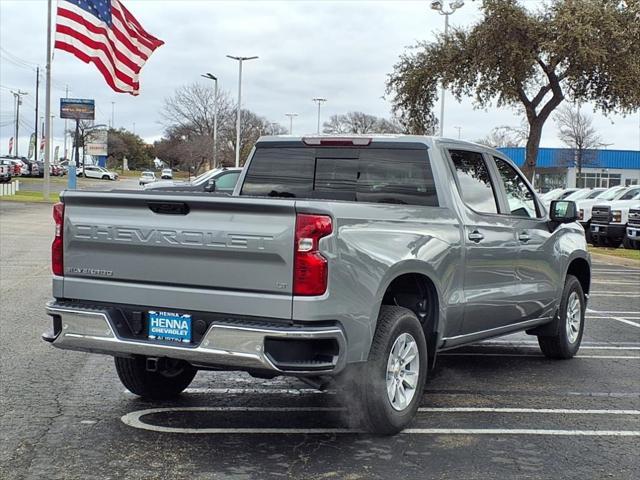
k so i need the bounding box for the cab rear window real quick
[240,146,438,206]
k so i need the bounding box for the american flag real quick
[54,0,164,96]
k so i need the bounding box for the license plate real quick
[148,311,192,343]
[629,230,638,238]
[591,226,599,233]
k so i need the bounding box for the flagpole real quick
[44,0,53,201]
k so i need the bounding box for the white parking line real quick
[401,429,640,437]
[476,342,640,350]
[588,310,640,315]
[417,407,640,415]
[440,353,639,359]
[587,310,640,328]
[121,407,640,436]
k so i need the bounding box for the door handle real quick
[519,232,531,242]
[468,230,484,243]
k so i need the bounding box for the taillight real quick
[52,202,64,276]
[302,137,372,146]
[293,214,332,296]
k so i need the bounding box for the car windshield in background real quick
[585,189,605,199]
[619,188,640,200]
[240,146,439,206]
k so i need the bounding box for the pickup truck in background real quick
[625,206,640,249]
[590,186,640,248]
[576,185,627,242]
[43,136,590,434]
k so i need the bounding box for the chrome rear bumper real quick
[44,302,347,375]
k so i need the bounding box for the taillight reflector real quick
[52,202,64,276]
[293,214,332,296]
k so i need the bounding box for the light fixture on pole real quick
[227,55,258,167]
[430,0,466,137]
[285,113,298,135]
[201,73,219,169]
[312,98,327,134]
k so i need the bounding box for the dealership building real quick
[499,147,640,192]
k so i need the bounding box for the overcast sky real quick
[1,0,639,158]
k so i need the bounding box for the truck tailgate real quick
[61,191,296,317]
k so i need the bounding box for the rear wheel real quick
[349,306,428,435]
[538,275,585,359]
[114,356,197,399]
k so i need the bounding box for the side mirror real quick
[550,200,578,223]
[204,178,216,192]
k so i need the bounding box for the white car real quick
[81,165,118,180]
[160,168,173,180]
[139,171,156,186]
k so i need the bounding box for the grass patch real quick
[0,190,59,203]
[589,246,640,261]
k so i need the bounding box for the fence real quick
[0,180,20,197]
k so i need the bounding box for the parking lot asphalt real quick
[1,201,638,480]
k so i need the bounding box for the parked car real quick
[541,187,581,207]
[138,171,156,186]
[564,188,605,202]
[44,136,591,435]
[144,167,242,194]
[0,157,21,177]
[0,161,11,183]
[590,186,640,247]
[577,185,629,242]
[81,165,118,180]
[160,168,173,180]
[625,205,640,250]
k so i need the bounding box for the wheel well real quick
[567,258,590,295]
[381,273,439,367]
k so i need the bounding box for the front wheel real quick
[115,356,197,399]
[538,275,585,359]
[350,306,428,435]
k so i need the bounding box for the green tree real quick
[387,0,640,178]
[107,128,152,170]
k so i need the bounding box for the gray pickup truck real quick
[44,136,590,434]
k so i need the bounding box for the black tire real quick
[102,175,109,180]
[622,237,634,249]
[605,237,622,248]
[114,356,197,399]
[538,275,585,359]
[350,306,428,435]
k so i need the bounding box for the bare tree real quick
[477,125,527,148]
[554,104,603,186]
[323,112,404,134]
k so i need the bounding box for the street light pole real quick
[201,73,219,169]
[285,113,298,135]
[227,55,258,167]
[430,0,466,137]
[312,98,327,134]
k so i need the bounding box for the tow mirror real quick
[550,200,578,223]
[204,178,216,192]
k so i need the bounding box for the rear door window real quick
[241,146,438,206]
[448,149,499,214]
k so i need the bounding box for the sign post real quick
[60,98,94,189]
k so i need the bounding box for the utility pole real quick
[312,98,327,134]
[34,67,40,162]
[454,126,462,139]
[11,90,28,157]
[285,113,298,135]
[63,85,69,160]
[430,0,466,137]
[227,55,258,167]
[44,0,53,200]
[201,73,218,169]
